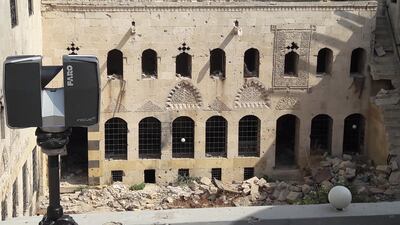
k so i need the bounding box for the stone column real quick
[331,116,344,157]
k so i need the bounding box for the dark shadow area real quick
[343,113,365,154]
[176,52,192,78]
[210,48,226,78]
[107,49,123,78]
[244,48,260,78]
[276,115,298,167]
[317,48,333,75]
[284,51,299,76]
[61,127,88,184]
[310,114,333,155]
[144,169,156,183]
[142,49,157,78]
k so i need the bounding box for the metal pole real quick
[46,155,63,221]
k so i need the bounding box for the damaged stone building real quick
[39,0,393,186]
[0,0,44,220]
[3,1,400,219]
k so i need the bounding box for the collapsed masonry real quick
[39,154,400,214]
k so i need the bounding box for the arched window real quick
[139,117,161,159]
[244,48,260,78]
[284,51,299,76]
[142,49,157,78]
[105,117,128,160]
[210,48,226,78]
[310,114,333,155]
[107,49,123,78]
[206,116,227,157]
[343,114,365,154]
[276,114,299,166]
[176,52,192,78]
[238,115,260,157]
[350,48,366,75]
[317,48,333,75]
[172,117,195,158]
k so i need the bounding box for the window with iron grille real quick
[172,117,194,158]
[138,117,161,159]
[244,48,260,78]
[210,48,226,78]
[28,0,33,16]
[107,49,123,78]
[243,167,254,180]
[10,0,18,28]
[178,169,190,178]
[105,117,128,160]
[238,115,260,157]
[206,116,227,157]
[211,168,222,181]
[142,49,157,78]
[111,170,124,182]
[310,114,332,154]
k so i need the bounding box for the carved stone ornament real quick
[166,80,202,110]
[136,101,164,112]
[207,98,231,112]
[275,96,300,110]
[234,79,270,108]
[272,25,314,90]
[103,100,129,113]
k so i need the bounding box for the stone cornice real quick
[42,1,377,12]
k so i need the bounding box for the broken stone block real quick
[339,161,356,169]
[289,185,302,192]
[313,168,333,183]
[320,161,331,167]
[320,180,333,190]
[233,196,251,207]
[369,187,385,194]
[200,177,212,186]
[344,168,356,179]
[390,161,399,171]
[286,191,302,202]
[375,46,386,57]
[257,178,267,187]
[376,165,391,174]
[245,176,259,184]
[278,189,289,201]
[389,171,400,185]
[301,184,311,194]
[250,183,260,200]
[342,154,352,161]
[356,186,368,195]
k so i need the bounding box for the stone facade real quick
[0,0,43,220]
[40,0,378,185]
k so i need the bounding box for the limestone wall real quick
[42,1,377,185]
[0,0,43,220]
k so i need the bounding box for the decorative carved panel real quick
[166,81,202,110]
[235,79,270,108]
[272,25,315,90]
[136,101,164,112]
[275,96,300,110]
[207,98,231,112]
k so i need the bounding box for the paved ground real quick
[2,201,400,225]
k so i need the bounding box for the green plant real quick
[130,182,145,191]
[175,175,199,186]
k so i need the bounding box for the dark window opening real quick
[392,0,397,3]
[111,170,124,182]
[144,169,156,183]
[107,49,123,78]
[211,168,222,181]
[210,48,226,78]
[317,48,333,74]
[243,167,254,180]
[22,163,28,214]
[343,114,365,154]
[62,127,88,184]
[284,51,299,76]
[310,114,332,155]
[172,117,194,158]
[28,0,33,15]
[238,115,260,157]
[1,199,7,221]
[10,0,17,28]
[206,116,227,157]
[244,48,260,77]
[142,49,157,78]
[105,118,128,160]
[176,52,192,78]
[276,114,298,167]
[350,48,366,75]
[139,117,161,159]
[12,180,18,217]
[178,169,190,178]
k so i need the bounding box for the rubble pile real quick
[40,154,400,214]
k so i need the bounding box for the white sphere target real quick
[352,124,357,129]
[181,138,186,143]
[328,186,352,210]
